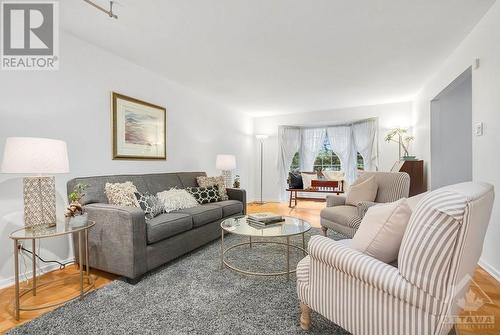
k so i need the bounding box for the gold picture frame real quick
[112,92,167,160]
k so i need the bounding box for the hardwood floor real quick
[0,200,498,334]
[0,265,116,334]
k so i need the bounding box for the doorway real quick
[430,68,472,190]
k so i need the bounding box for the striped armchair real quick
[320,171,410,238]
[299,182,494,335]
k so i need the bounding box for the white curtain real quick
[352,119,378,171]
[300,128,326,171]
[277,127,301,201]
[327,126,357,184]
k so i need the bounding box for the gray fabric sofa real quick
[67,172,246,283]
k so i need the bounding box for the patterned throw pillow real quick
[134,192,165,220]
[196,176,228,201]
[104,181,140,207]
[157,188,199,213]
[186,186,221,204]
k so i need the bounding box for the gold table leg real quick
[85,229,90,276]
[220,229,224,269]
[286,236,290,281]
[14,240,20,321]
[302,233,306,256]
[78,231,83,299]
[32,239,36,296]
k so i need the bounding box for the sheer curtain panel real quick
[300,128,326,171]
[277,127,301,201]
[326,126,357,184]
[352,119,377,171]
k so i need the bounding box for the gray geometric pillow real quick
[185,186,221,204]
[134,192,165,220]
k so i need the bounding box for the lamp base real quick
[221,170,233,188]
[23,176,56,229]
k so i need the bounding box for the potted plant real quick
[385,128,416,161]
[66,183,88,225]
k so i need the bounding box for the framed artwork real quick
[112,92,167,160]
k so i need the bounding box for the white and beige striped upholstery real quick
[321,171,410,238]
[299,182,494,335]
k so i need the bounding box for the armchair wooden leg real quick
[321,226,328,237]
[300,302,311,331]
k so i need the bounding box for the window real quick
[290,137,364,171]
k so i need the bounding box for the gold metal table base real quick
[11,224,95,320]
[221,236,307,280]
[14,273,96,312]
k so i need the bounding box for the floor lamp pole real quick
[260,139,264,204]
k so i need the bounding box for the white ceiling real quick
[61,0,495,116]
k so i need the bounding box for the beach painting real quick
[112,92,167,160]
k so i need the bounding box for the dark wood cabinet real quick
[391,160,426,196]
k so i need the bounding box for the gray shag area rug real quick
[8,228,350,335]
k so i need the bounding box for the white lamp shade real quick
[1,137,69,174]
[216,154,236,170]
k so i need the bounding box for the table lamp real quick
[1,137,69,229]
[216,154,236,188]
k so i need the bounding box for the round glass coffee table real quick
[220,215,311,280]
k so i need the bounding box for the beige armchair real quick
[298,182,494,335]
[320,171,410,237]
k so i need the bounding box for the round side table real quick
[9,219,96,320]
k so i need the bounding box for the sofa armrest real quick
[356,201,378,218]
[307,235,441,313]
[226,188,246,214]
[326,194,346,207]
[81,203,147,279]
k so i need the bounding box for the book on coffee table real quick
[247,212,285,225]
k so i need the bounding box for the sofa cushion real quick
[176,204,223,227]
[146,213,193,244]
[320,205,362,229]
[143,173,183,194]
[212,200,243,217]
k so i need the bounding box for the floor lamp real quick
[255,135,268,204]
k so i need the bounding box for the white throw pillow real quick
[322,170,345,181]
[351,199,412,263]
[157,188,199,213]
[345,176,378,206]
[301,173,318,189]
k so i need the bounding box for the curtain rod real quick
[279,117,377,130]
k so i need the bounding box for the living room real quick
[0,1,499,334]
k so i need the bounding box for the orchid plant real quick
[385,128,415,159]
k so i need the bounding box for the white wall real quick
[413,1,500,280]
[252,102,413,201]
[0,32,254,287]
[430,69,472,190]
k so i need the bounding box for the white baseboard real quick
[0,257,75,289]
[478,258,500,282]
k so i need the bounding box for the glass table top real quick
[221,215,311,237]
[9,217,95,240]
